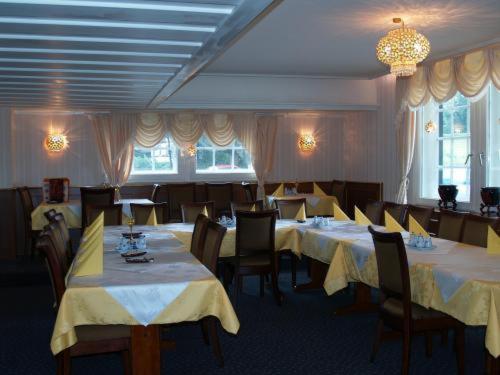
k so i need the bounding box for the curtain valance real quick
[406,45,500,108]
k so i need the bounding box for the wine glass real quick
[127,217,135,245]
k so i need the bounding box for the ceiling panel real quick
[0,0,280,109]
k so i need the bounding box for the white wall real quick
[0,108,13,188]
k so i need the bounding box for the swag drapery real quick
[91,112,278,198]
[395,45,499,203]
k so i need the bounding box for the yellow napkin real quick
[272,183,284,197]
[250,204,256,212]
[333,203,350,221]
[201,206,209,217]
[73,212,104,277]
[294,204,307,221]
[355,206,372,226]
[409,215,429,237]
[487,226,500,254]
[146,208,157,226]
[384,211,405,233]
[313,182,327,196]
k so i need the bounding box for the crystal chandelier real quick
[376,18,430,77]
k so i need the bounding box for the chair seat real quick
[76,325,130,342]
[239,253,271,267]
[382,298,446,320]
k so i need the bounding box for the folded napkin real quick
[146,208,158,226]
[333,203,350,221]
[250,204,256,212]
[272,183,284,197]
[355,206,372,226]
[295,204,307,221]
[487,226,500,254]
[313,182,327,196]
[409,215,429,237]
[201,206,209,217]
[73,212,104,277]
[384,211,405,233]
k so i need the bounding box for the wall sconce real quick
[44,133,68,153]
[186,144,197,157]
[298,134,316,152]
[425,120,436,133]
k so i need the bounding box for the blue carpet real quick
[0,264,486,374]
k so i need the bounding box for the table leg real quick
[486,352,499,374]
[294,258,328,292]
[131,325,160,375]
[335,282,377,315]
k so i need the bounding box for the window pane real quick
[488,88,500,186]
[214,149,232,170]
[196,149,213,171]
[234,149,251,169]
[453,107,468,134]
[196,135,212,147]
[441,139,452,167]
[133,149,152,171]
[451,138,468,166]
[440,111,452,136]
[131,135,178,175]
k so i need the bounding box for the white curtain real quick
[253,115,278,199]
[92,113,136,187]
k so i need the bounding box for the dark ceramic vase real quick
[480,187,500,216]
[438,184,458,210]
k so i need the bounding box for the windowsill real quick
[195,171,255,174]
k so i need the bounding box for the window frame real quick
[130,135,179,177]
[195,135,254,174]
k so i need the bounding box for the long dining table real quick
[51,225,239,375]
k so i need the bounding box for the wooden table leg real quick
[486,352,499,374]
[294,258,329,292]
[131,325,160,375]
[335,282,378,315]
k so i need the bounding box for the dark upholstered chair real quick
[368,226,465,375]
[404,205,434,232]
[383,202,407,225]
[181,201,215,223]
[18,186,36,257]
[230,200,264,217]
[130,202,169,225]
[152,183,196,222]
[437,210,466,242]
[190,214,210,262]
[331,180,346,208]
[150,183,160,202]
[241,182,255,202]
[80,187,115,229]
[205,183,233,218]
[461,214,499,248]
[85,204,122,227]
[36,229,130,375]
[50,213,73,262]
[365,200,384,225]
[230,210,282,306]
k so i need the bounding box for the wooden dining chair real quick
[241,182,255,202]
[190,214,210,262]
[461,214,499,248]
[50,213,73,262]
[130,202,169,224]
[205,183,233,219]
[18,186,37,257]
[365,200,384,225]
[437,209,466,242]
[36,230,131,375]
[230,210,282,306]
[230,200,264,217]
[80,187,115,229]
[85,204,123,227]
[404,205,434,232]
[181,201,215,223]
[368,226,465,375]
[383,202,407,225]
[150,183,160,202]
[153,183,196,222]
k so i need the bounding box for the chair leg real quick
[55,353,64,375]
[121,350,131,375]
[207,317,224,368]
[259,274,264,297]
[60,351,70,375]
[402,332,411,375]
[270,269,282,306]
[290,253,297,288]
[454,326,465,375]
[425,332,433,358]
[370,318,384,362]
[201,319,210,345]
[233,273,240,306]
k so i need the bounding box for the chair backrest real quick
[461,214,499,247]
[80,187,115,228]
[230,200,264,217]
[44,209,58,223]
[130,203,169,224]
[297,181,313,194]
[438,209,466,242]
[368,226,412,318]
[86,204,122,227]
[383,202,407,225]
[331,180,346,207]
[205,183,233,218]
[405,205,434,231]
[201,221,227,274]
[365,200,384,225]
[150,184,160,201]
[181,201,215,223]
[52,213,72,260]
[18,186,34,219]
[235,210,277,259]
[190,214,210,261]
[36,230,67,309]
[241,182,255,202]
[275,198,306,219]
[161,183,196,221]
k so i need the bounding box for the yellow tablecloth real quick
[266,194,339,217]
[31,199,153,230]
[51,225,239,355]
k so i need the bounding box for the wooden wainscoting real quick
[0,189,17,259]
[344,181,384,218]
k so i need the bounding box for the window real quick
[488,87,500,186]
[131,135,178,175]
[195,134,253,174]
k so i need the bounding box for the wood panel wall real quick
[0,189,17,259]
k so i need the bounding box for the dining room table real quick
[265,194,339,217]
[31,198,154,230]
[51,224,239,375]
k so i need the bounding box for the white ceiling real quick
[205,0,500,77]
